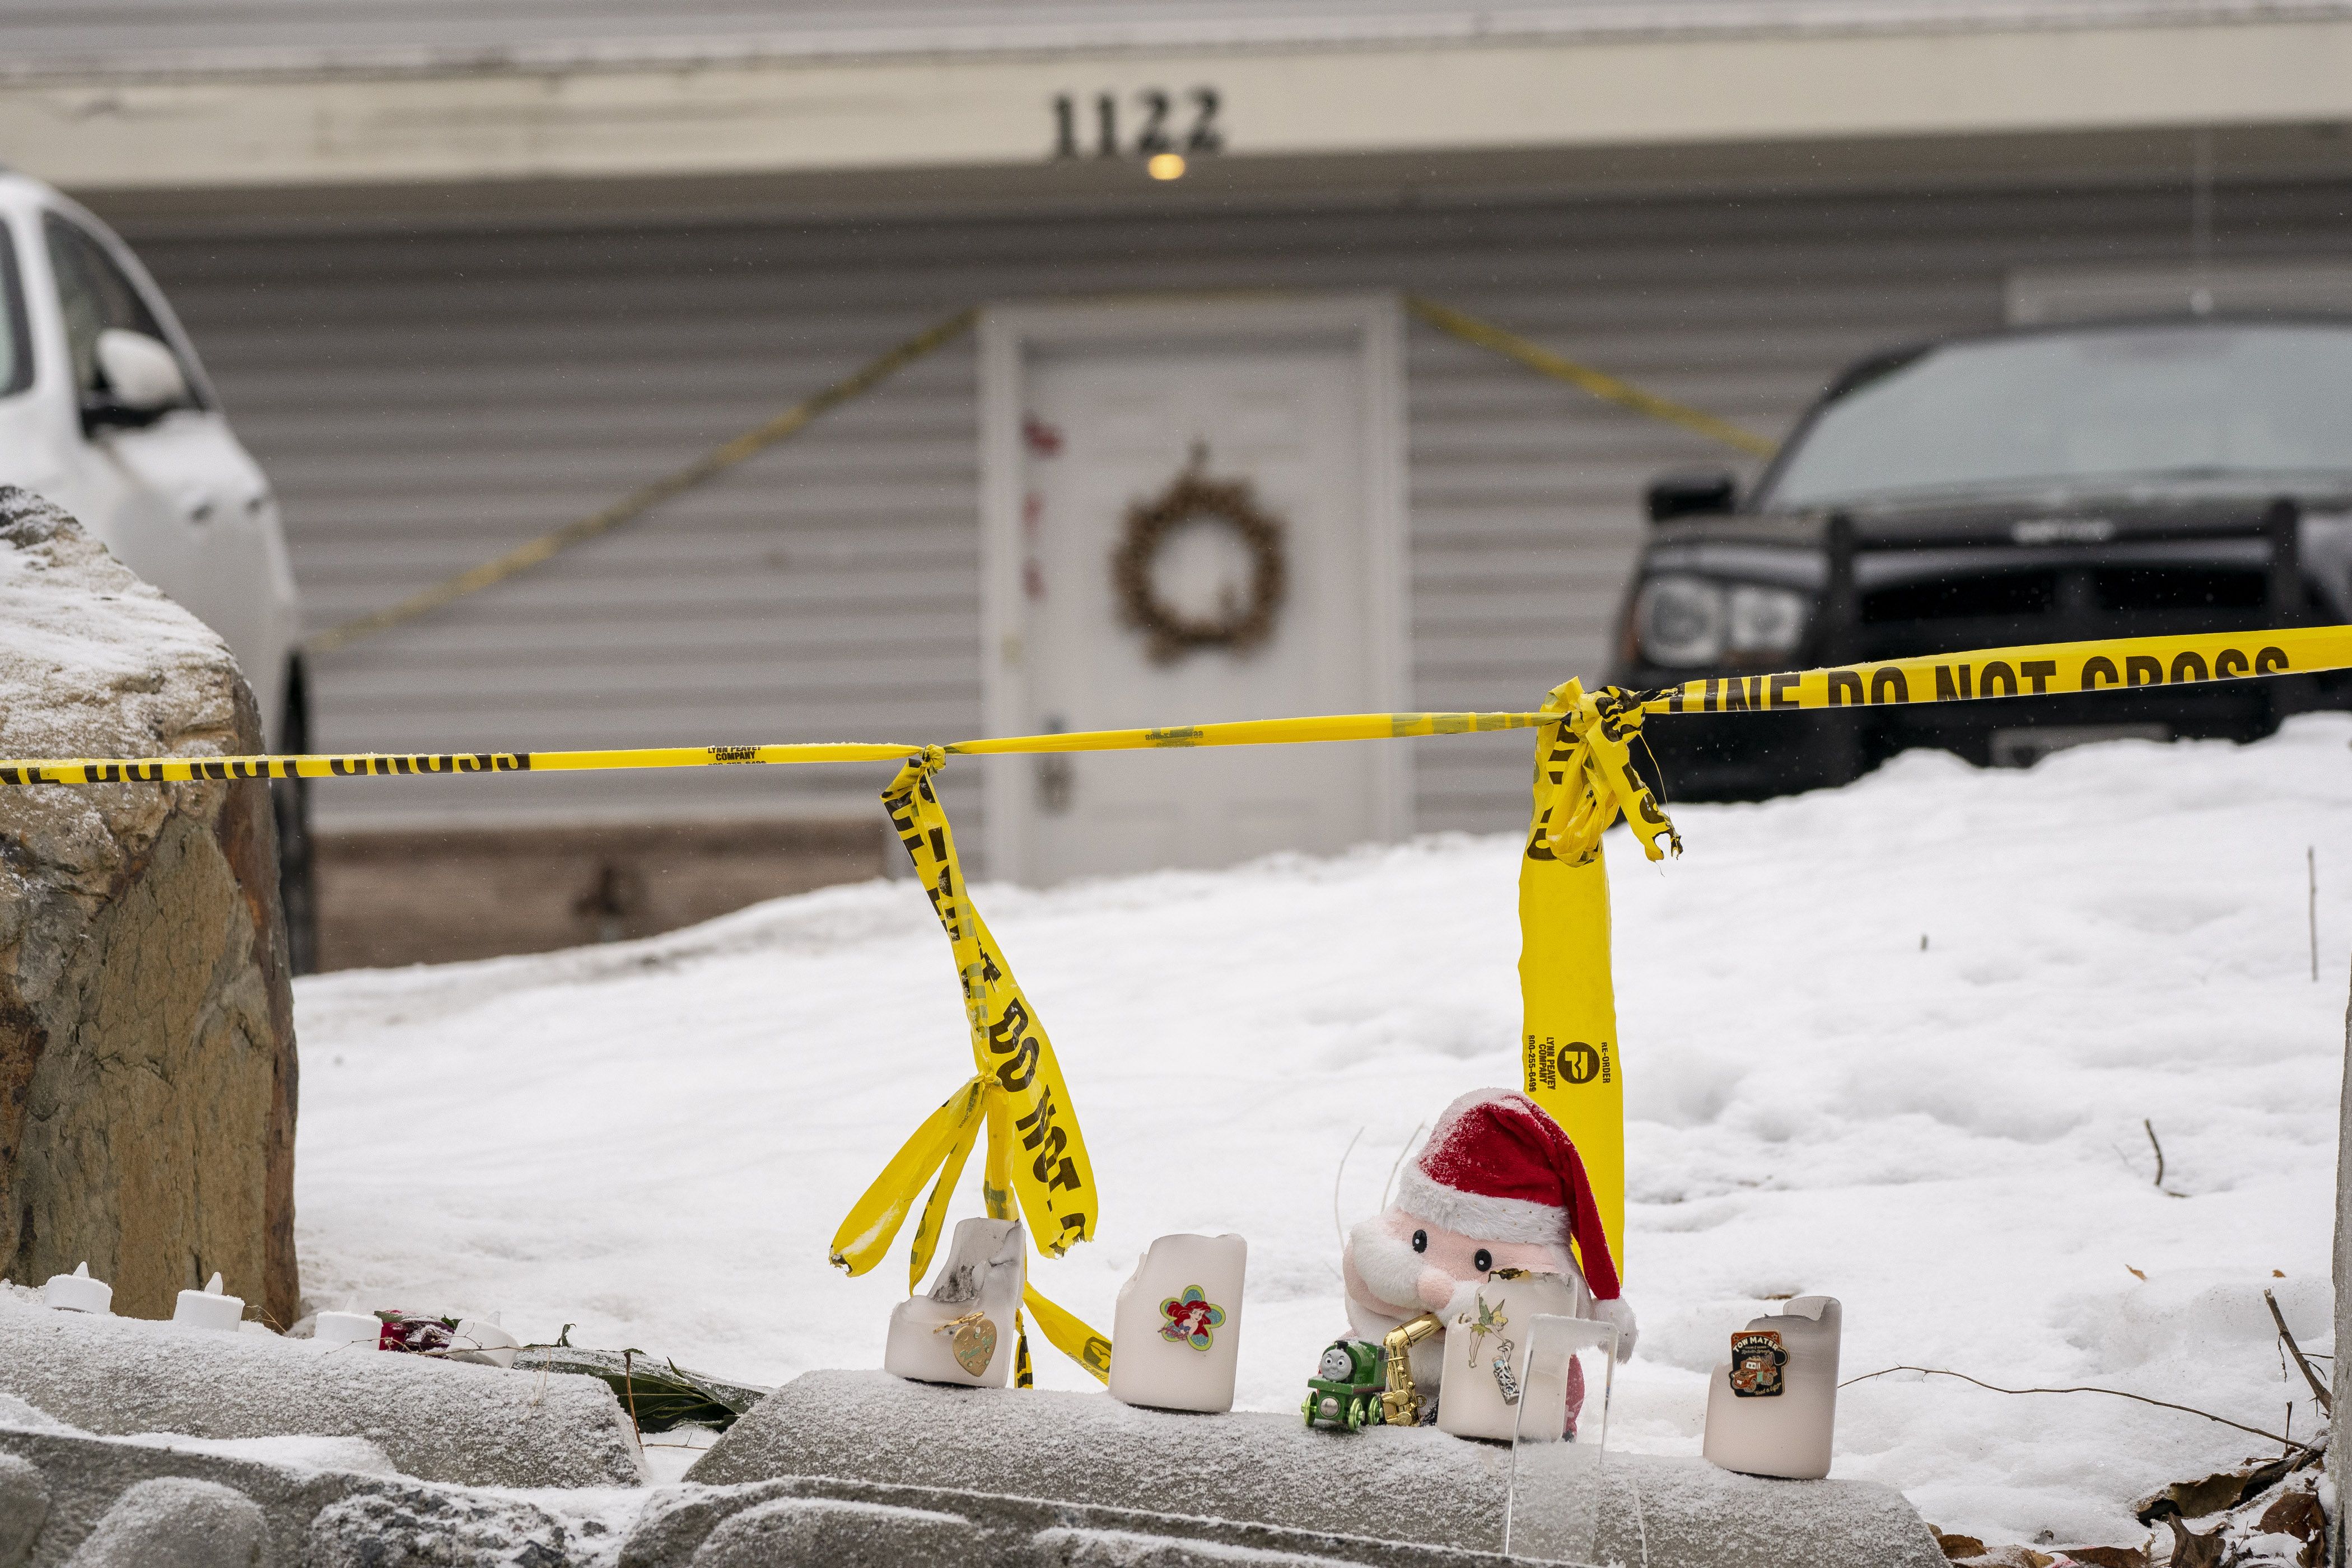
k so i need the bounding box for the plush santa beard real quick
[1346,1218,1440,1320]
[1344,1215,1580,1396]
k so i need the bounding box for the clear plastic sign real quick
[1503,1314,1617,1564]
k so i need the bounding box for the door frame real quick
[977,292,1411,882]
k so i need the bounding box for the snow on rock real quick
[293,715,2352,1545]
[688,1495,979,1568]
[63,1476,265,1568]
[690,1368,1947,1565]
[0,1450,45,1566]
[302,1487,577,1568]
[0,1295,643,1490]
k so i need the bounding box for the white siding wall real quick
[118,178,2352,846]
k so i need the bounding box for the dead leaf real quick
[2256,1488,2325,1568]
[1934,1530,1988,1561]
[2132,1456,2298,1526]
[2052,1547,2149,1568]
[2271,1269,2285,1278]
[2161,1519,2224,1568]
[2125,1264,2146,1281]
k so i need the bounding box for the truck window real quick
[0,222,27,398]
[1760,323,2352,509]
[41,211,197,406]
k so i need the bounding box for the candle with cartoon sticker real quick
[1108,1233,1246,1413]
[1435,1268,1582,1442]
[1703,1295,1841,1480]
[885,1217,1028,1389]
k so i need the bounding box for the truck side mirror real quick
[85,329,190,432]
[1645,470,1738,524]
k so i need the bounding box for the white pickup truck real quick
[0,169,315,968]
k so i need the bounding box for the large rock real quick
[0,1295,646,1490]
[689,1370,1949,1567]
[0,490,297,1328]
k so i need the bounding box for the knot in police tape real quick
[828,748,1114,1384]
[1528,679,1681,867]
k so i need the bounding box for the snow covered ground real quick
[292,716,2352,1546]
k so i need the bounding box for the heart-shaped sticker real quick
[951,1315,997,1376]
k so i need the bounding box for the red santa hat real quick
[1394,1089,1622,1303]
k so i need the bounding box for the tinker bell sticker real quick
[1158,1285,1227,1351]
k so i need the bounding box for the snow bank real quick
[292,716,2352,1544]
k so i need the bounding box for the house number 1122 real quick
[1052,90,1224,159]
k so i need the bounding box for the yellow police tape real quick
[1632,624,2352,716]
[306,298,1763,656]
[0,713,1549,786]
[6,622,2349,1376]
[304,309,982,656]
[11,624,2345,789]
[1403,297,1779,458]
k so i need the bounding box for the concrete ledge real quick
[684,1370,1947,1567]
[0,1297,643,1490]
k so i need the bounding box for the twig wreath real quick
[1111,445,1289,662]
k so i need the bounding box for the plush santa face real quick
[1344,1209,1569,1320]
[1338,1088,1637,1370]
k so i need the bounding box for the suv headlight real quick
[1634,577,1808,668]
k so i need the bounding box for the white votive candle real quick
[42,1262,112,1315]
[450,1317,521,1369]
[1703,1295,1842,1481]
[314,1310,382,1350]
[172,1272,245,1333]
[1108,1233,1247,1413]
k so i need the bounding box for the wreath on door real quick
[1111,445,1289,664]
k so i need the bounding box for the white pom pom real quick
[1594,1295,1639,1362]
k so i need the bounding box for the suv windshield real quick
[1759,321,2352,509]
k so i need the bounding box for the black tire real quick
[272,656,319,976]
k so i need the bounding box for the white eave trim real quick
[6,1,2351,82]
[7,12,2351,191]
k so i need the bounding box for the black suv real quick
[1609,318,2352,799]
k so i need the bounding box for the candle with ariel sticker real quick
[1110,1233,1245,1412]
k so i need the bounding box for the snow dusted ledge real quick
[688,1369,1949,1567]
[0,1293,643,1491]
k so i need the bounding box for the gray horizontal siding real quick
[122,175,2352,848]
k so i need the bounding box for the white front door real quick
[980,296,1408,885]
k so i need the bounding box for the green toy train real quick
[1301,1338,1387,1430]
[1302,1310,1444,1430]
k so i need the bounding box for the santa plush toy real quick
[1343,1089,1636,1421]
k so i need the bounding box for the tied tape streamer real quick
[1515,678,1681,1289]
[828,750,1113,1383]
